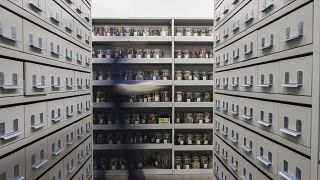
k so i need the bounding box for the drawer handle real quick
[231,0,238,4]
[65,22,73,32]
[67,139,74,145]
[257,156,272,166]
[86,170,92,177]
[32,159,48,169]
[222,53,229,62]
[220,107,228,112]
[86,127,91,132]
[230,110,238,115]
[221,130,228,136]
[77,29,83,38]
[0,130,22,140]
[215,125,220,131]
[260,0,274,12]
[260,34,274,50]
[78,155,84,162]
[215,14,221,22]
[233,20,240,31]
[50,43,60,56]
[32,75,47,89]
[78,108,84,113]
[31,122,46,129]
[215,34,220,43]
[219,154,227,160]
[223,5,229,14]
[231,83,239,87]
[241,84,252,87]
[240,175,251,180]
[52,116,62,122]
[65,49,73,60]
[243,42,253,55]
[77,54,83,64]
[242,114,252,120]
[257,74,273,87]
[52,148,64,156]
[66,112,75,118]
[14,176,25,180]
[28,0,43,12]
[223,28,229,38]
[76,6,83,14]
[280,128,301,137]
[50,12,60,24]
[0,22,19,42]
[0,72,22,90]
[241,145,252,153]
[244,10,254,23]
[284,21,304,42]
[66,0,73,4]
[29,34,43,50]
[228,163,238,171]
[229,137,238,143]
[77,133,84,138]
[67,166,76,174]
[85,14,91,22]
[281,71,303,88]
[232,48,240,59]
[85,57,91,65]
[51,76,61,88]
[278,171,296,180]
[257,120,272,127]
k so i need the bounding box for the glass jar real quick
[183,50,190,59]
[203,133,210,145]
[148,113,158,124]
[136,49,143,59]
[136,156,144,169]
[190,51,198,58]
[194,113,205,124]
[153,91,160,102]
[153,49,162,58]
[193,28,199,36]
[119,158,126,170]
[96,133,105,144]
[116,134,122,144]
[186,134,194,145]
[128,94,136,103]
[201,71,208,80]
[175,71,183,80]
[182,156,191,169]
[204,92,212,102]
[192,156,201,169]
[160,27,169,36]
[184,27,193,36]
[176,27,183,36]
[152,69,160,80]
[184,113,194,123]
[183,71,192,80]
[106,113,113,124]
[140,114,147,124]
[176,91,184,102]
[135,71,144,80]
[194,92,202,102]
[99,158,108,170]
[106,134,113,144]
[109,158,118,170]
[175,111,182,123]
[114,47,123,58]
[195,134,202,145]
[92,71,98,80]
[193,71,200,80]
[209,49,214,58]
[127,48,134,58]
[155,154,161,168]
[200,156,209,169]
[124,26,131,36]
[175,49,183,58]
[134,132,143,144]
[126,70,134,80]
[106,71,112,80]
[207,27,213,36]
[199,48,208,58]
[162,69,170,80]
[104,49,112,58]
[185,92,193,102]
[151,29,160,36]
[175,156,182,169]
[97,114,106,124]
[132,114,140,124]
[155,132,162,143]
[97,71,104,80]
[209,156,213,168]
[99,26,105,36]
[143,27,150,36]
[144,49,152,59]
[208,72,214,80]
[200,29,207,36]
[97,49,104,58]
[162,155,171,169]
[163,132,170,144]
[204,112,212,123]
[161,91,170,102]
[177,134,185,145]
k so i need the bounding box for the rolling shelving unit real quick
[92,18,214,176]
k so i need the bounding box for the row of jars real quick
[175,154,212,169]
[176,133,212,145]
[175,49,213,59]
[94,153,172,170]
[175,27,213,37]
[175,71,213,80]
[93,113,171,125]
[93,25,170,37]
[93,69,171,81]
[94,131,171,144]
[93,48,164,59]
[175,91,212,102]
[175,112,213,124]
[93,90,171,103]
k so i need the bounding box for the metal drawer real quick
[26,138,49,179]
[0,58,23,97]
[256,62,279,93]
[62,9,74,36]
[23,0,46,20]
[24,63,50,95]
[47,130,66,162]
[23,20,47,57]
[254,100,279,134]
[256,136,278,174]
[48,160,65,180]
[0,148,26,180]
[64,124,77,151]
[24,102,48,137]
[46,0,62,29]
[64,150,77,179]
[46,31,63,61]
[47,99,64,128]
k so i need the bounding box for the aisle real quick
[100,174,213,180]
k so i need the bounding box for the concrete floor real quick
[94,174,213,180]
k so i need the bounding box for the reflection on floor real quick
[95,174,213,180]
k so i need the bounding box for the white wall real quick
[92,0,214,18]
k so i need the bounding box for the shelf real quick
[121,102,173,108]
[93,103,114,108]
[174,169,212,174]
[93,143,172,150]
[92,36,173,42]
[93,124,172,130]
[175,36,213,42]
[175,102,213,108]
[214,90,312,105]
[92,58,173,64]
[175,80,213,86]
[93,80,172,86]
[94,169,173,176]
[174,123,214,129]
[174,145,213,151]
[174,58,214,64]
